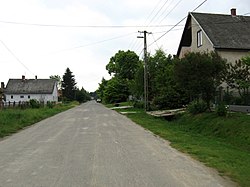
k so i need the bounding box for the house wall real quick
[0,89,2,102]
[179,16,214,58]
[179,47,191,58]
[5,93,55,103]
[190,16,214,53]
[217,50,250,64]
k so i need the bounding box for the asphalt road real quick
[0,101,235,187]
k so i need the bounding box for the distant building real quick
[177,8,250,62]
[0,82,4,102]
[4,76,58,103]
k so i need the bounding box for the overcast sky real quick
[0,0,249,92]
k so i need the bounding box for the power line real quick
[147,0,170,26]
[0,20,183,28]
[0,40,35,75]
[149,0,208,46]
[144,0,165,25]
[158,0,183,25]
[129,0,164,51]
[151,0,175,25]
[152,33,160,49]
[52,32,136,54]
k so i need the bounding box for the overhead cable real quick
[0,40,35,75]
[149,0,208,46]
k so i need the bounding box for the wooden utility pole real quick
[138,31,151,111]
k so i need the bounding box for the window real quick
[20,95,24,98]
[28,95,30,99]
[197,30,202,47]
[11,95,13,99]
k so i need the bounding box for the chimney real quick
[231,8,236,16]
[22,75,25,82]
[1,82,4,89]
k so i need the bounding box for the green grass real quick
[0,102,78,138]
[114,106,250,187]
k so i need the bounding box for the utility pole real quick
[138,31,151,111]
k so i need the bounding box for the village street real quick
[0,101,234,187]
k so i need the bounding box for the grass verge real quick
[114,107,250,187]
[0,102,78,138]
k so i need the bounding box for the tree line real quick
[97,49,250,110]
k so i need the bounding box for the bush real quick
[47,101,55,108]
[29,99,40,108]
[216,103,228,116]
[133,101,144,109]
[187,99,207,115]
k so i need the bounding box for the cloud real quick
[0,0,250,91]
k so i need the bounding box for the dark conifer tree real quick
[62,68,77,101]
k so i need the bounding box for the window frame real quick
[197,30,202,47]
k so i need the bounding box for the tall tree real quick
[96,77,108,101]
[147,49,189,109]
[62,68,77,101]
[129,63,144,100]
[106,50,140,80]
[103,77,129,104]
[103,50,140,103]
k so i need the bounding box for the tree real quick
[106,50,140,80]
[224,54,250,104]
[103,77,129,103]
[147,49,189,109]
[102,50,140,104]
[174,52,226,110]
[225,59,250,96]
[129,63,144,100]
[241,53,250,66]
[75,87,90,103]
[50,75,62,89]
[96,77,108,101]
[62,68,77,101]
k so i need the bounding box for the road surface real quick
[0,101,235,187]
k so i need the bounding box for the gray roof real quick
[4,79,57,94]
[177,12,250,56]
[191,12,250,50]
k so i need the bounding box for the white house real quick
[4,76,58,103]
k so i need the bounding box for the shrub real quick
[187,99,207,115]
[133,101,144,109]
[47,101,55,108]
[216,103,228,116]
[29,99,40,108]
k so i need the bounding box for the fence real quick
[0,101,46,110]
